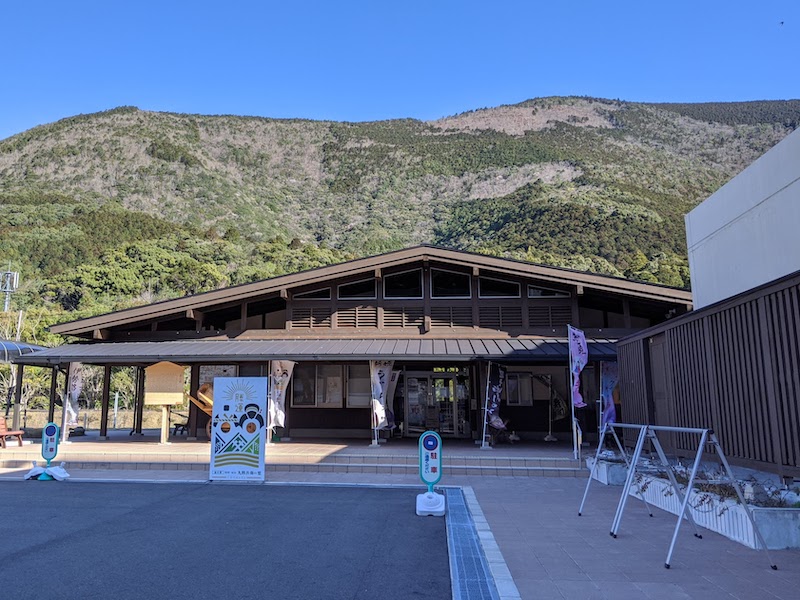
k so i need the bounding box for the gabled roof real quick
[50,245,692,336]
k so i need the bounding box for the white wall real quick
[685,128,800,309]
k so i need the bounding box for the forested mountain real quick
[1,96,798,338]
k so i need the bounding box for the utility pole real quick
[2,268,19,312]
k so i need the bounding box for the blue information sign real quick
[419,431,443,491]
[41,422,60,462]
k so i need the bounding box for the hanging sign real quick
[209,377,269,482]
[419,431,443,491]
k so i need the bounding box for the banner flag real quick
[210,377,268,481]
[485,362,507,430]
[268,360,296,429]
[568,325,588,408]
[600,361,619,426]
[370,360,394,430]
[66,362,83,427]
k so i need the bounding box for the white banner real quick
[568,325,588,408]
[370,360,394,430]
[268,360,296,429]
[66,362,83,427]
[210,377,268,481]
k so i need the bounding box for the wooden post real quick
[160,405,170,444]
[188,364,200,440]
[135,367,145,434]
[47,366,59,423]
[99,365,111,440]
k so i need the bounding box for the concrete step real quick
[0,455,585,477]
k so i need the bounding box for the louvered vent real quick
[337,306,377,328]
[291,308,331,329]
[337,307,357,328]
[528,305,572,328]
[291,308,312,329]
[358,306,378,328]
[479,306,501,328]
[311,308,332,328]
[384,308,404,328]
[528,306,551,327]
[452,307,473,327]
[430,307,452,328]
[404,308,424,327]
[500,307,523,327]
[384,307,424,328]
[550,305,572,326]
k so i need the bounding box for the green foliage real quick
[1,97,798,318]
[146,138,201,166]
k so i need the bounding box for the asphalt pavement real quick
[0,483,451,600]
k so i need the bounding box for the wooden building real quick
[16,246,691,441]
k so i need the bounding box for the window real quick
[528,285,570,299]
[431,269,471,298]
[505,373,533,406]
[294,287,331,300]
[338,279,376,300]
[479,277,520,298]
[384,269,423,299]
[346,364,371,407]
[291,364,343,407]
[316,365,343,408]
[291,363,316,407]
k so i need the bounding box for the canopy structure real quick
[14,337,618,366]
[0,339,45,363]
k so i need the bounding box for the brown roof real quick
[50,245,692,336]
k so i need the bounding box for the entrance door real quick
[405,372,467,437]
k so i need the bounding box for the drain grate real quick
[445,487,501,600]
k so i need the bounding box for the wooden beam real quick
[93,329,109,340]
[472,266,480,277]
[279,288,288,299]
[576,285,585,295]
[48,366,59,423]
[374,268,382,279]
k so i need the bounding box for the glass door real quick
[432,376,456,435]
[405,374,429,434]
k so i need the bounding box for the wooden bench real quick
[0,416,24,449]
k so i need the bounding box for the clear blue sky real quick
[1,0,798,140]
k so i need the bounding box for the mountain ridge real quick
[1,96,798,326]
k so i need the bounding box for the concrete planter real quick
[585,457,628,486]
[630,476,800,550]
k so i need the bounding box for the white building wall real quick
[685,128,800,309]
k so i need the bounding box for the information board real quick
[209,377,268,481]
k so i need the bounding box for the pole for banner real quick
[569,364,578,461]
[479,362,492,450]
[266,360,273,445]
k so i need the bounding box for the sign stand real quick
[416,431,445,516]
[24,422,70,481]
[579,423,778,570]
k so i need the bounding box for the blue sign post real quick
[416,431,445,516]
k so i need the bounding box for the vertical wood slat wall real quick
[617,272,800,479]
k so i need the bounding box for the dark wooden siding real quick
[617,271,800,479]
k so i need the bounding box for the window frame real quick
[337,278,377,301]
[430,268,472,299]
[345,364,372,408]
[290,364,344,408]
[383,268,424,300]
[478,276,521,299]
[527,284,571,299]
[293,287,331,300]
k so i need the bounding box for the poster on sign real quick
[209,377,268,482]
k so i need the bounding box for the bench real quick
[0,416,24,449]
